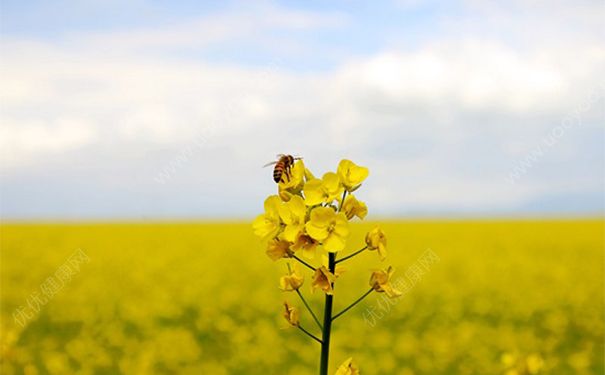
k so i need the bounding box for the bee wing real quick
[263,161,278,168]
[276,153,286,158]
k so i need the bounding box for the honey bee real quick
[263,154,303,183]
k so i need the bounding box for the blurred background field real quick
[1,220,602,374]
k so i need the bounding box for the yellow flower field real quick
[1,220,603,374]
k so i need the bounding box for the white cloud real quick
[0,117,97,168]
[62,3,349,55]
[336,40,604,114]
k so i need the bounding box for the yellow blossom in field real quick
[278,195,306,242]
[305,207,349,252]
[4,219,604,375]
[283,301,299,326]
[335,357,359,375]
[312,266,336,295]
[341,194,367,220]
[266,239,292,261]
[303,172,343,206]
[252,195,282,241]
[370,266,401,298]
[501,353,517,367]
[366,226,387,260]
[291,233,319,259]
[526,354,544,374]
[337,159,369,191]
[279,265,304,291]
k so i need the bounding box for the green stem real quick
[338,190,347,212]
[335,246,368,264]
[296,289,323,330]
[332,288,374,322]
[297,325,322,344]
[319,252,336,375]
[292,254,316,271]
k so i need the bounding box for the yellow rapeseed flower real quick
[252,195,282,241]
[370,266,402,298]
[365,226,387,260]
[312,266,336,295]
[304,165,315,181]
[279,264,304,291]
[335,357,359,375]
[283,301,299,326]
[278,195,307,242]
[303,172,343,206]
[266,238,293,261]
[305,207,349,252]
[337,159,369,191]
[278,189,294,202]
[291,233,319,259]
[320,254,346,277]
[278,160,306,197]
[341,194,368,220]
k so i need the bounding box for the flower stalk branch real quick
[338,190,347,212]
[335,246,368,264]
[292,254,316,271]
[298,325,323,344]
[296,289,323,330]
[332,288,374,322]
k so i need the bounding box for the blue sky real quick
[1,0,604,219]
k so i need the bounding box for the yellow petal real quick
[323,232,346,252]
[377,243,387,260]
[279,160,305,191]
[283,301,299,326]
[252,214,279,241]
[304,166,315,181]
[303,179,324,206]
[278,188,293,202]
[309,206,335,226]
[322,172,342,201]
[264,195,282,218]
[312,266,335,294]
[337,159,369,190]
[278,204,294,225]
[335,357,359,375]
[305,221,329,241]
[279,265,304,291]
[291,233,319,259]
[301,244,317,260]
[282,224,303,242]
[288,195,306,220]
[334,213,350,238]
[342,195,368,220]
[266,239,291,261]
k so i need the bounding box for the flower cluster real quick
[253,158,401,374]
[254,159,371,256]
